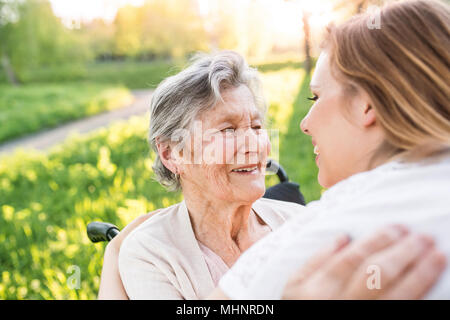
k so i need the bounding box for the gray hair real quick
[148,50,266,191]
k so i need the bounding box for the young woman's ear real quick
[362,103,377,127]
[156,138,179,175]
[353,91,377,128]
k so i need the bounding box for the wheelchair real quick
[87,159,305,243]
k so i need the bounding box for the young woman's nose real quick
[300,114,311,135]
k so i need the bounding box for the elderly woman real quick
[117,51,305,299]
[98,50,445,300]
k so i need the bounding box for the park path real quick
[0,89,153,156]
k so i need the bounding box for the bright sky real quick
[49,0,335,29]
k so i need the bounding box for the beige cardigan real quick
[118,197,304,300]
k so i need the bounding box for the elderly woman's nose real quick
[236,128,260,153]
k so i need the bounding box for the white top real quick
[118,197,304,299]
[219,155,450,299]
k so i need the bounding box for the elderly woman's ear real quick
[155,137,181,175]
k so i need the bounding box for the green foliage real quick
[0,117,178,299]
[0,83,133,143]
[77,19,115,61]
[0,0,310,84]
[0,0,91,83]
[113,0,208,59]
[0,66,321,299]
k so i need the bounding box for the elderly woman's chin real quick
[228,171,266,203]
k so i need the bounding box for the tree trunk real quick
[357,1,365,13]
[302,10,312,75]
[1,53,19,86]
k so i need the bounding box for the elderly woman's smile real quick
[230,165,259,173]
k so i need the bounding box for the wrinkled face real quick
[300,52,382,188]
[176,84,270,204]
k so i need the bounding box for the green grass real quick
[0,60,180,90]
[82,61,180,89]
[262,68,321,202]
[0,83,133,143]
[0,64,321,299]
[278,72,322,203]
[254,60,305,73]
[0,60,180,143]
[0,117,177,299]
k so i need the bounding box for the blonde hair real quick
[322,0,450,164]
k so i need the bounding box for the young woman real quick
[215,0,450,299]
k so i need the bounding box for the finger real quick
[288,234,351,284]
[343,233,435,299]
[381,249,446,300]
[323,225,409,283]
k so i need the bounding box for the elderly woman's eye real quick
[307,95,318,102]
[222,127,235,133]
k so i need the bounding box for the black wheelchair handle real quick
[87,222,120,243]
[266,159,289,183]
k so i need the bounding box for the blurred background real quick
[0,0,385,299]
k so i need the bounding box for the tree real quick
[78,19,115,61]
[0,0,91,84]
[282,0,313,75]
[113,4,142,58]
[0,0,20,85]
[302,10,312,75]
[113,0,208,60]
